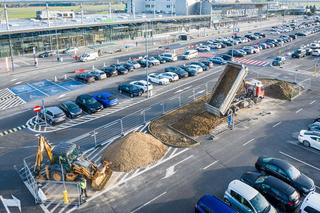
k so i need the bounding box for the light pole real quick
[46,3,50,27]
[4,4,14,72]
[145,21,151,98]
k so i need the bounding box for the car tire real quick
[130,93,134,98]
[119,89,122,94]
[139,91,142,96]
[224,198,231,206]
[303,140,310,147]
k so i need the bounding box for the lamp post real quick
[144,21,151,98]
[4,4,14,72]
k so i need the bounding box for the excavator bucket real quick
[91,161,112,191]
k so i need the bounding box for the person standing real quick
[80,177,88,201]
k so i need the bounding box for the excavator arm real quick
[34,135,54,177]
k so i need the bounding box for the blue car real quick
[209,57,227,65]
[93,92,119,107]
[195,194,236,213]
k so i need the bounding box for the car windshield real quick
[66,103,78,111]
[107,96,116,101]
[250,194,271,213]
[85,98,97,105]
[287,166,301,180]
[53,112,65,118]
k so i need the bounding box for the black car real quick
[218,54,233,61]
[305,48,313,56]
[75,94,103,114]
[118,83,143,97]
[189,62,209,71]
[110,65,129,75]
[164,67,188,78]
[222,40,233,46]
[245,34,258,40]
[227,50,245,57]
[38,51,55,58]
[254,32,266,38]
[153,55,167,64]
[200,60,214,68]
[120,63,134,71]
[240,171,301,212]
[255,157,315,195]
[178,65,197,76]
[292,49,306,58]
[101,66,118,77]
[75,73,95,83]
[59,100,82,119]
[137,59,153,68]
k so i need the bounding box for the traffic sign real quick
[33,105,41,113]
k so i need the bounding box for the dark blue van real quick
[195,194,236,213]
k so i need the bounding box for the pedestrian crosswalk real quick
[0,88,25,110]
[233,57,270,67]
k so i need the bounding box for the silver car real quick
[40,106,66,125]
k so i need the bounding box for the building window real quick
[166,5,171,8]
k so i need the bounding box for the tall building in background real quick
[125,0,200,15]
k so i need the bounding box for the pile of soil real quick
[150,96,223,147]
[172,112,224,137]
[102,132,167,172]
[260,79,298,100]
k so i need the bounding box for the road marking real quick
[310,100,316,105]
[162,166,176,179]
[14,81,23,85]
[279,151,320,172]
[0,195,21,213]
[10,78,17,82]
[316,185,320,190]
[272,122,282,128]
[202,160,219,170]
[173,155,193,167]
[130,192,167,213]
[243,138,255,146]
[296,108,303,113]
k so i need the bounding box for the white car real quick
[197,46,210,52]
[224,180,276,213]
[130,80,153,93]
[148,73,169,85]
[158,72,179,82]
[64,47,78,55]
[209,43,222,49]
[144,57,160,66]
[187,64,203,73]
[300,191,320,213]
[160,53,178,62]
[312,49,320,56]
[310,43,320,49]
[298,130,320,150]
[127,60,141,69]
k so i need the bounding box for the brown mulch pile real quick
[102,132,167,172]
[260,79,298,100]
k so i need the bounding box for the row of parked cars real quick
[39,92,119,125]
[195,157,318,213]
[298,116,320,152]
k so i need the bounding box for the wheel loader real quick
[34,135,112,190]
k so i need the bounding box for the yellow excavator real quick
[34,135,112,190]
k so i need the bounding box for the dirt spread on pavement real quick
[260,79,299,100]
[102,132,167,172]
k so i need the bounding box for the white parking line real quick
[310,100,316,105]
[202,160,219,170]
[243,138,255,146]
[130,192,167,213]
[296,108,303,113]
[272,122,282,128]
[316,185,320,190]
[279,151,320,172]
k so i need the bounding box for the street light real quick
[144,21,151,98]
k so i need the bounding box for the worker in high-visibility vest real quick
[80,177,88,200]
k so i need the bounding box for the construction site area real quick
[17,62,306,210]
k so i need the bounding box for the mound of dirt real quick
[172,112,224,137]
[261,79,298,100]
[102,132,167,172]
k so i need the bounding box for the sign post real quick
[33,105,41,123]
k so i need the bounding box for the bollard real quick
[103,62,106,67]
[63,190,69,205]
[64,74,67,80]
[54,76,58,82]
[92,65,95,70]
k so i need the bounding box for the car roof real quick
[304,192,320,209]
[94,92,112,97]
[259,157,291,170]
[263,176,296,195]
[78,94,92,99]
[46,106,63,114]
[198,194,236,213]
[228,180,258,200]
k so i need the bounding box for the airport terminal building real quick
[0,1,267,57]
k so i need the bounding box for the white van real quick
[160,52,178,62]
[79,52,99,62]
[300,192,320,213]
[182,49,198,60]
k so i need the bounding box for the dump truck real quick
[34,135,112,190]
[206,62,264,116]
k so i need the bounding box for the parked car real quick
[119,63,134,71]
[137,59,153,68]
[93,92,119,107]
[272,56,286,66]
[182,49,198,60]
[242,46,255,54]
[254,32,266,38]
[289,34,298,40]
[79,52,99,62]
[38,51,56,58]
[165,66,189,79]
[130,80,153,93]
[101,66,118,77]
[209,57,227,65]
[159,72,179,82]
[255,157,315,195]
[186,64,203,73]
[197,46,210,52]
[292,49,307,58]
[118,83,143,97]
[227,50,245,57]
[160,52,178,62]
[189,62,209,71]
[63,47,78,55]
[89,69,107,80]
[115,65,129,75]
[240,171,301,212]
[300,191,320,213]
[178,65,198,76]
[75,72,95,83]
[312,49,320,56]
[200,60,214,68]
[153,55,167,64]
[127,60,141,69]
[39,106,66,125]
[195,194,236,213]
[298,130,320,150]
[224,180,276,213]
[218,54,233,61]
[148,73,170,85]
[59,101,82,119]
[75,94,104,114]
[145,57,161,66]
